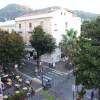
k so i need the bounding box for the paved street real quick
[18,59,75,100]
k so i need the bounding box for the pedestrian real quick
[53,62,55,68]
[30,80,32,85]
[91,91,94,100]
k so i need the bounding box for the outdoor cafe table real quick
[3,75,8,78]
[7,82,12,86]
[25,80,30,84]
[16,76,20,79]
[3,95,8,99]
[18,78,22,82]
[15,91,20,94]
[7,78,12,82]
[15,84,20,88]
[23,87,28,90]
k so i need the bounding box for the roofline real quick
[15,13,53,21]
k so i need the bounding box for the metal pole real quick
[0,77,3,100]
[42,66,43,86]
[73,91,74,100]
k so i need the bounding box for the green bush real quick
[6,90,27,100]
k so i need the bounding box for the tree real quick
[74,17,100,90]
[60,29,77,64]
[0,30,25,72]
[30,26,56,71]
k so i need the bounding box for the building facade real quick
[0,20,15,33]
[15,6,81,45]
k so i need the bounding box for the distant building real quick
[0,6,81,63]
[0,20,15,33]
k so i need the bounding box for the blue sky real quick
[0,0,99,14]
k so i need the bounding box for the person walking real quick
[91,91,94,100]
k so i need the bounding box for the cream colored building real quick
[0,20,15,33]
[15,6,81,45]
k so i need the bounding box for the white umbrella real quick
[18,78,22,82]
[7,82,12,85]
[23,87,28,90]
[16,76,20,79]
[15,84,20,87]
[3,75,8,78]
[15,91,20,94]
[3,95,8,99]
[25,80,30,84]
[7,78,12,82]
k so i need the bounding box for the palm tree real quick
[60,29,77,64]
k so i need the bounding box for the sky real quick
[0,0,100,14]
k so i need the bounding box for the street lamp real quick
[72,84,76,100]
[39,61,44,86]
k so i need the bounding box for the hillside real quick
[73,10,99,21]
[0,4,99,22]
[0,4,33,22]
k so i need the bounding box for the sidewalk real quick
[26,59,71,72]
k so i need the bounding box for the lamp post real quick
[0,77,3,100]
[72,84,76,100]
[40,61,44,86]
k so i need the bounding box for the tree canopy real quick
[0,30,25,71]
[60,29,77,63]
[74,17,100,89]
[30,26,56,57]
[30,26,56,70]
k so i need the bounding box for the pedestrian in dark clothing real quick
[91,91,94,100]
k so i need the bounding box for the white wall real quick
[0,20,15,33]
[50,9,81,45]
[41,48,61,63]
[15,17,52,44]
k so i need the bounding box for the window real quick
[65,23,67,27]
[54,29,58,31]
[19,24,21,29]
[40,21,43,26]
[54,24,57,26]
[29,23,32,28]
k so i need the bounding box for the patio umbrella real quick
[7,82,12,85]
[18,78,22,82]
[7,78,12,82]
[3,95,8,99]
[16,76,20,79]
[25,80,30,84]
[15,84,20,88]
[3,75,8,78]
[15,91,20,94]
[23,87,28,90]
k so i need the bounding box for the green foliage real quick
[30,26,56,70]
[0,30,25,70]
[42,91,55,100]
[74,17,100,89]
[30,26,56,58]
[5,90,27,100]
[60,29,77,63]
